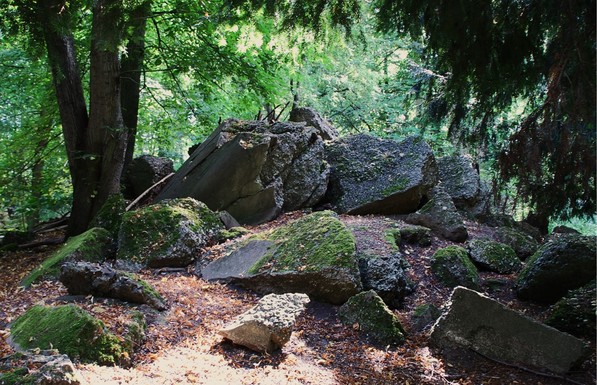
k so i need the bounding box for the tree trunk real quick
[121,1,151,172]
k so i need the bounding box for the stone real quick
[411,303,442,333]
[516,234,596,303]
[219,293,310,353]
[467,239,522,274]
[552,225,581,234]
[546,280,596,339]
[289,107,339,140]
[431,287,587,374]
[89,193,126,239]
[0,350,87,385]
[338,290,405,345]
[21,228,112,288]
[156,119,330,225]
[431,246,480,290]
[201,211,362,304]
[406,186,468,242]
[60,262,168,311]
[117,198,224,269]
[398,225,432,247]
[325,134,438,215]
[436,154,480,209]
[10,305,129,365]
[123,155,174,200]
[494,226,539,260]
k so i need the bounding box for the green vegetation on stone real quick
[89,193,126,238]
[467,239,521,274]
[546,281,596,338]
[247,211,357,274]
[0,367,33,385]
[10,304,128,365]
[21,227,112,287]
[431,246,480,289]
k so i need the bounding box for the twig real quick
[471,349,588,385]
[126,172,175,211]
[18,237,65,249]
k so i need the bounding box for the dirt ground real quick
[0,212,594,384]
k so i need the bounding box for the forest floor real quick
[0,211,595,385]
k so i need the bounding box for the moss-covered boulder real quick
[10,305,128,365]
[406,186,468,242]
[398,224,432,247]
[90,193,126,239]
[338,290,405,345]
[431,246,480,289]
[21,227,112,287]
[436,154,481,210]
[516,234,596,303]
[467,239,522,274]
[545,281,596,339]
[201,211,361,304]
[494,226,539,260]
[0,351,85,385]
[117,198,224,269]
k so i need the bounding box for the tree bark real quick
[121,1,152,172]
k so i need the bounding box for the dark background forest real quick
[1,0,595,236]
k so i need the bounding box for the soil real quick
[0,212,594,385]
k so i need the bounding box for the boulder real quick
[516,234,596,303]
[89,193,126,239]
[0,350,87,385]
[546,280,596,339]
[358,255,413,309]
[325,134,438,215]
[21,227,112,287]
[10,305,129,365]
[431,287,587,374]
[431,246,480,290]
[436,154,480,209]
[60,262,168,311]
[289,107,339,140]
[117,198,224,269]
[201,211,362,304]
[123,155,174,200]
[466,239,522,274]
[398,225,432,247]
[338,290,405,345]
[411,303,442,333]
[406,186,468,242]
[494,226,539,260]
[219,293,310,353]
[156,119,330,225]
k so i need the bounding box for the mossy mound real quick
[467,239,522,274]
[398,225,432,247]
[431,246,480,289]
[90,193,126,238]
[21,227,112,287]
[10,305,128,365]
[338,290,405,345]
[248,210,358,274]
[117,197,224,268]
[494,226,538,260]
[516,234,596,303]
[546,281,596,338]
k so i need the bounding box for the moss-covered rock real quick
[398,225,432,247]
[545,281,596,338]
[516,234,596,303]
[90,193,126,239]
[467,239,522,274]
[494,226,539,260]
[10,305,129,365]
[338,290,405,345]
[117,198,224,268]
[431,246,480,289]
[202,211,361,304]
[411,303,442,333]
[21,227,112,287]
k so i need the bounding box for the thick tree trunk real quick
[121,1,151,172]
[40,0,127,236]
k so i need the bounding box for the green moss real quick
[0,368,33,385]
[122,272,165,306]
[218,227,251,242]
[467,239,521,274]
[122,311,146,352]
[338,290,405,344]
[90,193,126,238]
[21,227,112,287]
[247,211,357,274]
[118,198,222,265]
[431,246,480,289]
[546,280,596,338]
[399,225,432,247]
[381,176,410,195]
[10,304,128,365]
[384,228,401,250]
